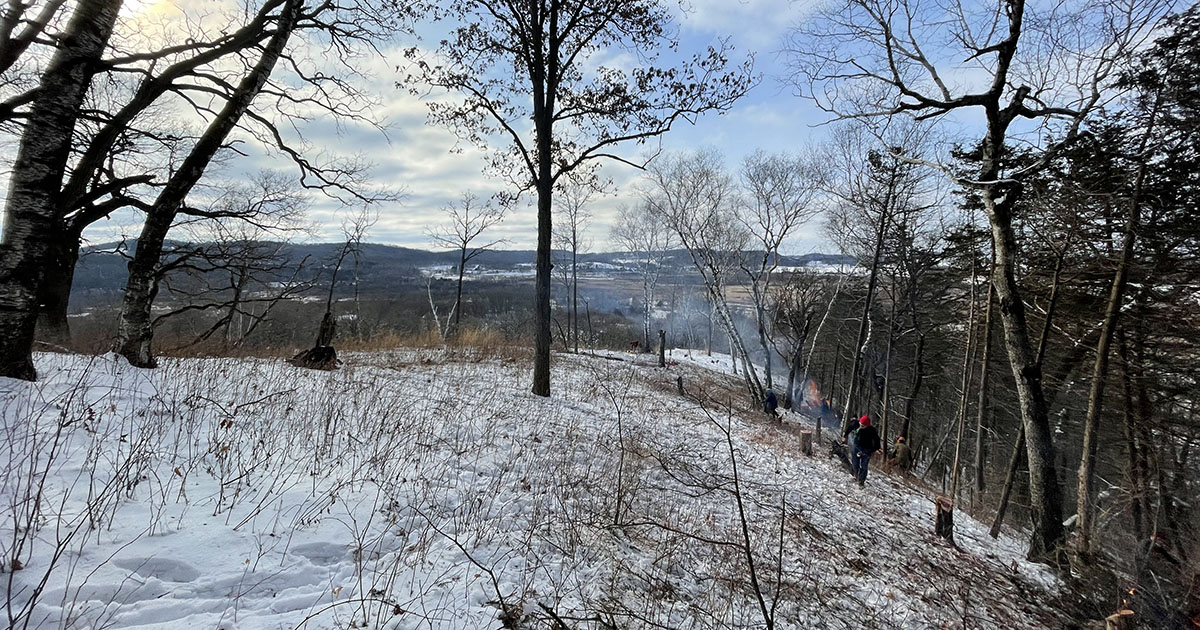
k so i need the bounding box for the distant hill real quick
[72,241,856,301]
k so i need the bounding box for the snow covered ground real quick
[2,349,1070,629]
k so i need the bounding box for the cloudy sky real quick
[88,0,841,254]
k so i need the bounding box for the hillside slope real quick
[1,349,1073,629]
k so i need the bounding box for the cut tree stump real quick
[800,430,814,456]
[935,496,955,542]
[290,345,339,370]
[676,375,685,397]
[1104,610,1134,630]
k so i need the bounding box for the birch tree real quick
[646,149,764,403]
[611,201,675,353]
[737,150,823,392]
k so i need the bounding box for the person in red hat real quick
[850,414,881,486]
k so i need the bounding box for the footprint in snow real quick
[113,556,201,583]
[289,542,348,565]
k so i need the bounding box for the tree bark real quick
[986,186,1065,562]
[453,246,466,333]
[989,424,1026,538]
[752,281,773,389]
[35,231,82,346]
[115,0,300,367]
[1117,329,1146,542]
[572,237,579,353]
[974,280,995,499]
[901,332,925,441]
[880,293,895,458]
[530,5,556,398]
[0,0,121,380]
[950,253,980,499]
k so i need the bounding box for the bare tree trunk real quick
[880,297,895,458]
[974,280,996,500]
[1076,154,1151,560]
[0,0,122,380]
[571,241,579,353]
[752,282,773,389]
[986,186,1065,562]
[35,232,82,345]
[115,0,300,368]
[530,13,558,397]
[950,254,980,500]
[642,274,652,351]
[453,247,466,333]
[990,251,1063,538]
[841,204,888,434]
[785,311,813,410]
[1117,329,1146,542]
[989,424,1026,538]
[901,332,924,441]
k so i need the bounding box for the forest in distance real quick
[0,0,1197,628]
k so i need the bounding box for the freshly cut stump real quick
[935,496,955,542]
[801,430,814,456]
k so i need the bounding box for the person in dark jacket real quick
[850,414,881,486]
[764,389,778,417]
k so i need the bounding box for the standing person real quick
[764,389,779,417]
[851,415,881,486]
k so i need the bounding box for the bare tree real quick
[113,0,305,368]
[645,150,764,403]
[786,0,1168,562]
[737,150,824,392]
[823,126,933,434]
[553,182,593,353]
[0,0,409,375]
[428,192,506,338]
[611,201,676,353]
[291,206,376,369]
[408,0,753,397]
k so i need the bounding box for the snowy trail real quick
[1,349,1066,629]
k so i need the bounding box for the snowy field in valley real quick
[3,349,1070,629]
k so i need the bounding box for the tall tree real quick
[1077,5,1200,564]
[410,0,752,396]
[737,150,823,392]
[646,149,764,403]
[114,0,304,367]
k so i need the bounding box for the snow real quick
[2,349,1067,629]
